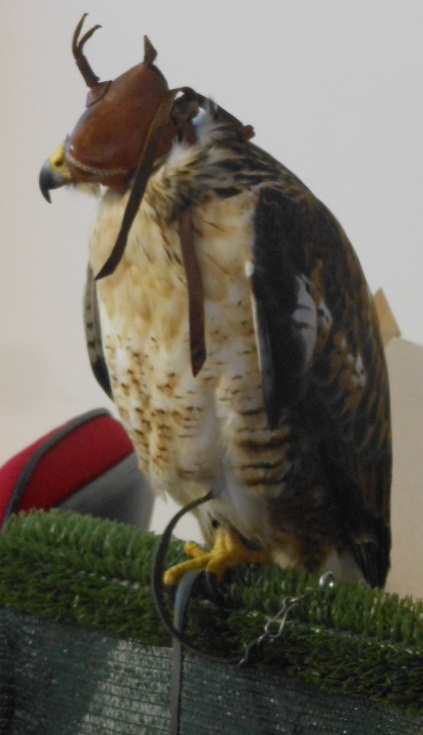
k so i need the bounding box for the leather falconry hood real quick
[67,14,178,196]
[65,15,254,375]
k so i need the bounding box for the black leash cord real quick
[151,490,240,664]
[151,491,241,734]
[169,569,205,734]
[151,490,213,654]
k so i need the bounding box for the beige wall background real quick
[1,2,422,599]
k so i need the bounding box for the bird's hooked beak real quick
[39,143,72,202]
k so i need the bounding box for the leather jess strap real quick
[95,87,182,280]
[95,86,208,377]
[95,87,253,378]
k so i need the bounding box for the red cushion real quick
[0,410,134,523]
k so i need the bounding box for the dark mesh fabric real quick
[1,608,421,735]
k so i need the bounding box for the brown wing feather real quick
[252,186,391,587]
[83,264,113,400]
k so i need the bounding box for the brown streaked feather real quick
[83,264,113,399]
[251,186,391,586]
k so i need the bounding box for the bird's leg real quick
[164,525,272,588]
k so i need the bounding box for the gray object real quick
[59,451,154,530]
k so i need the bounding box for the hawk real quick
[39,16,391,588]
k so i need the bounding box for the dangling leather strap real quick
[95,86,207,376]
[95,87,253,377]
[94,86,255,283]
[95,87,181,280]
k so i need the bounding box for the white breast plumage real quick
[89,151,283,545]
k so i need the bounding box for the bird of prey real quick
[40,15,391,588]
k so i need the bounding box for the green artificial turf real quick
[0,510,422,715]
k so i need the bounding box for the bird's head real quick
[39,14,253,282]
[39,14,185,201]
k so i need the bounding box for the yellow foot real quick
[163,526,271,588]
